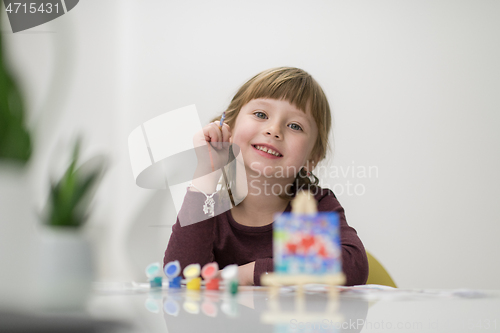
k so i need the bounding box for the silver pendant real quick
[203,196,215,217]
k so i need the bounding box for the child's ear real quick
[306,154,320,171]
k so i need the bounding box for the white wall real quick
[2,0,499,288]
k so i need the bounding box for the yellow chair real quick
[366,251,397,288]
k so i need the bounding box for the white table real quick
[84,283,500,333]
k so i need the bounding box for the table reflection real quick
[89,283,500,333]
[158,287,368,333]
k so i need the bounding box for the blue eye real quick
[254,111,267,119]
[289,123,302,131]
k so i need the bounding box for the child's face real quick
[231,98,318,180]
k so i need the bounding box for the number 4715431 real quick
[5,2,60,14]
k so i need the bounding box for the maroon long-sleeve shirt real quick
[163,186,368,286]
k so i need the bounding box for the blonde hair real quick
[212,67,332,200]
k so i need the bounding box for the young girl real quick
[164,67,368,286]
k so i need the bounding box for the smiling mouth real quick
[252,145,283,157]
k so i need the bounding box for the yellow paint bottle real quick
[186,277,202,290]
[184,264,201,290]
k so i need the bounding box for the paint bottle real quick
[164,260,182,289]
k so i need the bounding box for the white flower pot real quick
[0,163,36,310]
[35,228,94,311]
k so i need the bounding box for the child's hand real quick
[237,261,255,286]
[194,121,231,149]
[193,121,232,171]
[191,121,232,194]
[213,262,254,286]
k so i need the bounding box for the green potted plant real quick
[37,140,106,310]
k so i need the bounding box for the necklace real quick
[189,183,216,218]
